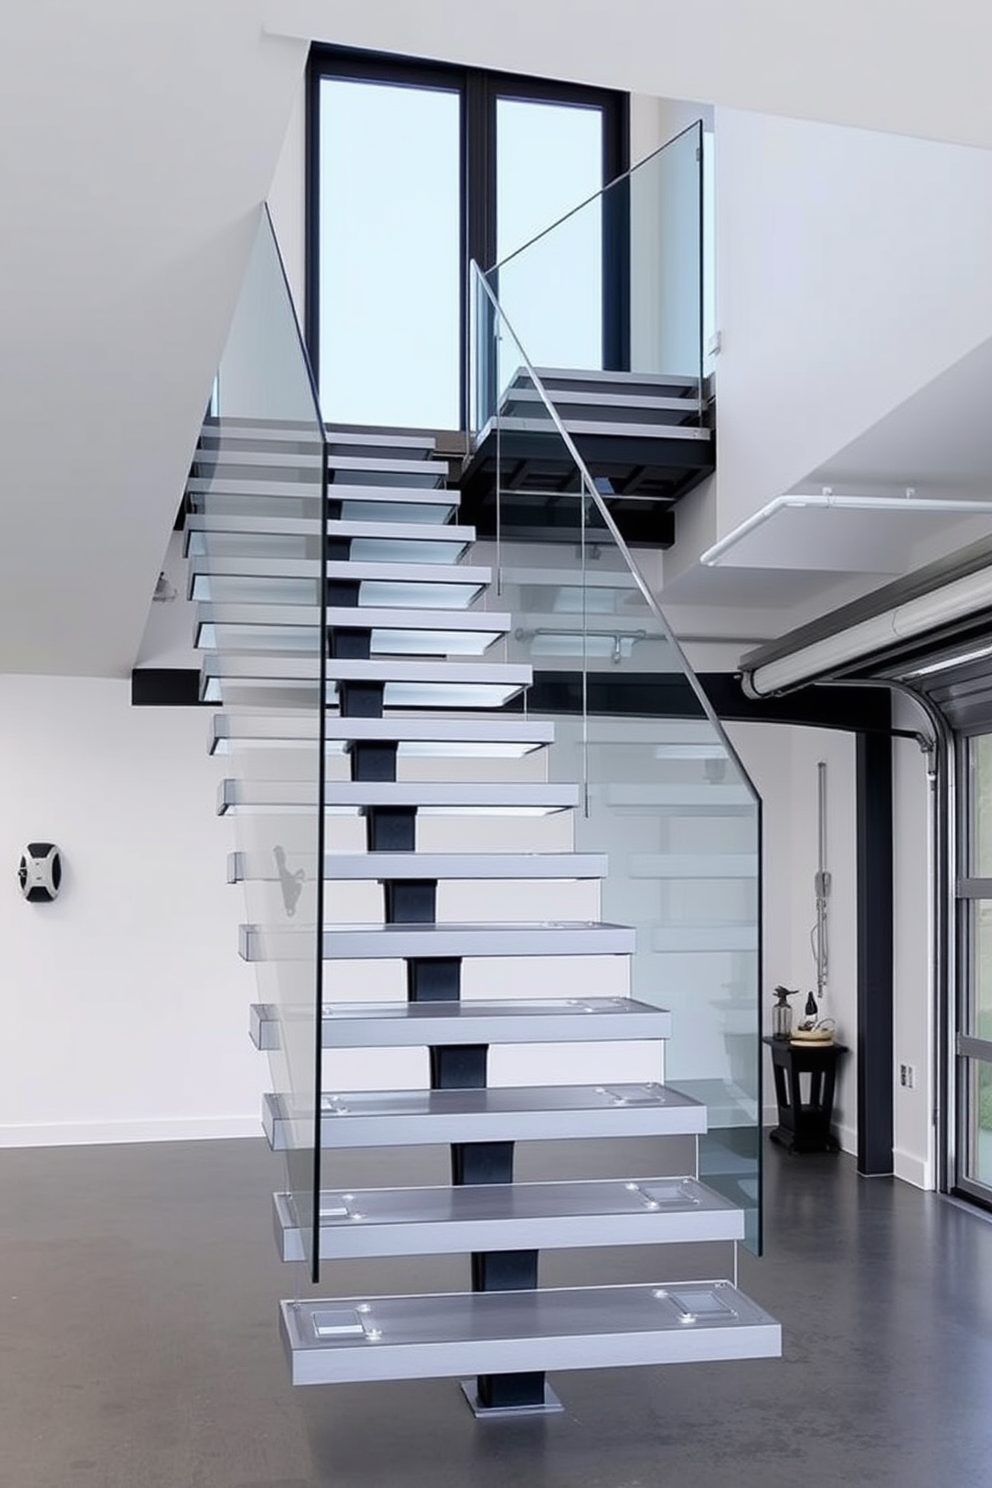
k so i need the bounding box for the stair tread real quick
[526,366,702,393]
[199,449,448,481]
[230,849,601,881]
[242,920,635,961]
[272,1176,743,1260]
[250,995,669,1049]
[263,1082,705,1148]
[196,612,507,658]
[221,780,577,815]
[197,603,509,631]
[188,476,457,509]
[280,1281,779,1384]
[488,415,710,443]
[210,714,554,753]
[190,566,489,609]
[199,421,437,456]
[503,388,701,414]
[189,555,490,583]
[204,656,529,685]
[186,514,474,545]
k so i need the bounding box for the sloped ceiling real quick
[0,2,307,676]
[5,1,992,675]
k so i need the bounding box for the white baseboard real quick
[894,1146,933,1190]
[834,1119,857,1156]
[0,1115,262,1148]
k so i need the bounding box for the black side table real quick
[762,1036,849,1154]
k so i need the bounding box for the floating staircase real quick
[186,414,778,1414]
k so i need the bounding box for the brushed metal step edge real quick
[231,849,602,883]
[491,415,711,443]
[203,656,531,686]
[210,715,555,751]
[187,477,457,506]
[196,604,511,634]
[280,1282,780,1385]
[249,996,669,1050]
[262,1083,705,1150]
[188,555,491,584]
[185,514,475,544]
[272,1176,743,1261]
[221,780,577,815]
[242,919,635,962]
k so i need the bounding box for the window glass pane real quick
[318,79,461,428]
[970,734,992,875]
[964,1057,992,1188]
[968,901,992,1039]
[496,98,603,371]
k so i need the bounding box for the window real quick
[955,733,992,1203]
[307,49,628,430]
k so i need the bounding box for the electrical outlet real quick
[899,1063,916,1089]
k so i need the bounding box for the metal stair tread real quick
[250,995,670,1049]
[263,1082,706,1150]
[185,513,475,546]
[502,387,702,415]
[230,849,602,882]
[209,714,555,754]
[199,449,448,484]
[272,1176,743,1261]
[203,655,530,686]
[221,780,578,816]
[280,1281,779,1384]
[199,422,438,456]
[188,555,489,584]
[187,476,458,512]
[525,366,702,394]
[195,604,509,657]
[190,565,489,608]
[242,920,636,961]
[196,603,510,632]
[491,414,711,443]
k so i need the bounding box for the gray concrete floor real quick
[2,1136,991,1488]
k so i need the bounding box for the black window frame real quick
[306,45,629,430]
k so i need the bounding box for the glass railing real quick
[472,267,762,1250]
[190,207,326,1282]
[473,122,705,432]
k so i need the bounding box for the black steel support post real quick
[856,728,894,1175]
[337,615,545,1409]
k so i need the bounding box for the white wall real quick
[671,109,992,574]
[265,0,992,154]
[0,677,260,1146]
[729,722,860,1151]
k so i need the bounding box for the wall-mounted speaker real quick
[18,843,63,902]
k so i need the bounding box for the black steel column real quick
[856,727,894,1176]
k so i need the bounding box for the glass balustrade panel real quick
[473,275,761,1251]
[476,123,705,432]
[200,208,326,1281]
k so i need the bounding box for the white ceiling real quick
[660,327,992,643]
[7,2,992,676]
